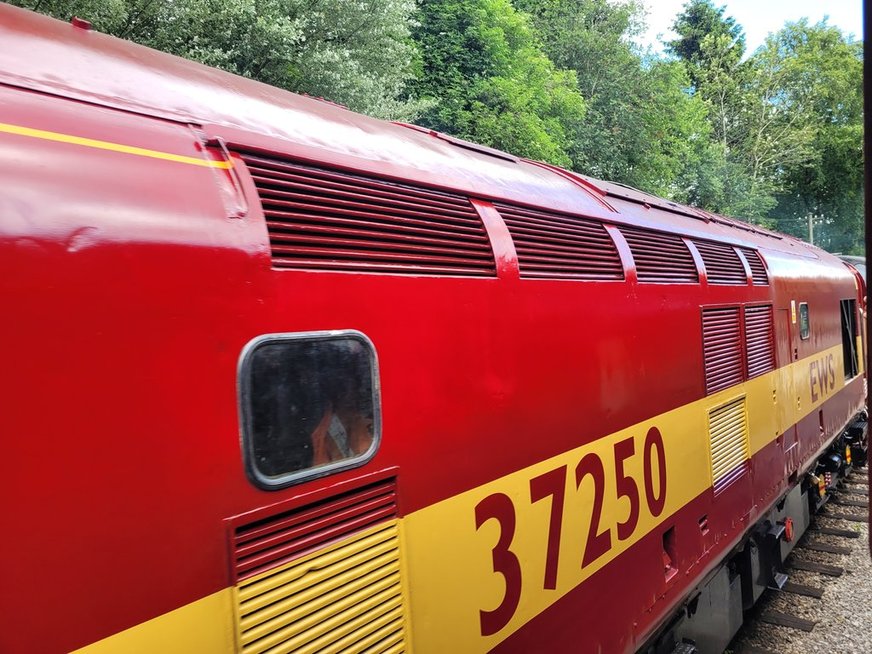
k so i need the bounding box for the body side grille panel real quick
[693,240,748,285]
[239,152,496,276]
[237,522,406,654]
[619,226,699,283]
[708,396,750,494]
[702,306,743,394]
[494,202,624,280]
[745,305,775,379]
[739,247,769,285]
[232,479,406,653]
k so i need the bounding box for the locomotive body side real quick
[0,5,865,654]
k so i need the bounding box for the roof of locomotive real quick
[0,4,840,263]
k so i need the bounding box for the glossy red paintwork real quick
[0,4,864,654]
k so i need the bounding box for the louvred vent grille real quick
[233,479,398,581]
[739,248,769,285]
[703,306,743,394]
[619,226,698,283]
[708,396,750,493]
[745,305,775,379]
[693,241,748,285]
[240,152,496,276]
[494,202,623,280]
[232,479,407,654]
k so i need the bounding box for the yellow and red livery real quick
[0,4,865,654]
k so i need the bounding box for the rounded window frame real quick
[799,302,810,340]
[237,330,382,490]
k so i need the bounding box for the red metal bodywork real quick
[0,5,864,653]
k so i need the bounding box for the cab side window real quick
[841,299,859,380]
[799,302,810,340]
[240,331,380,489]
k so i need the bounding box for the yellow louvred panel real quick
[708,395,750,491]
[235,520,407,654]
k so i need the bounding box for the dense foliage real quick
[16,0,424,119]
[14,0,864,253]
[410,0,585,167]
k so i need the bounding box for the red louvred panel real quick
[745,305,775,378]
[494,202,624,280]
[232,478,398,581]
[702,306,743,394]
[693,240,748,285]
[619,226,699,283]
[738,247,769,285]
[239,152,496,276]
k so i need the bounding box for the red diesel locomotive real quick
[0,5,866,654]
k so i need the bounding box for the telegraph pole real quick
[808,213,814,245]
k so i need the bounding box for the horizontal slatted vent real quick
[233,479,398,581]
[237,523,406,654]
[703,306,743,394]
[233,480,406,654]
[494,202,624,280]
[745,305,775,379]
[708,396,750,493]
[620,226,698,283]
[693,240,748,285]
[739,248,769,285]
[240,152,496,276]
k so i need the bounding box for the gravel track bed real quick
[728,480,870,654]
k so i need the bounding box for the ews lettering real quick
[809,354,836,402]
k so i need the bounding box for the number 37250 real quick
[474,427,667,636]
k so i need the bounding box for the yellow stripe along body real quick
[0,121,231,168]
[70,342,862,653]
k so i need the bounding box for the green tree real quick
[667,0,776,220]
[517,0,716,205]
[13,0,424,120]
[667,0,745,86]
[668,4,864,238]
[763,21,864,253]
[516,0,647,180]
[635,60,716,204]
[668,1,747,150]
[411,0,586,167]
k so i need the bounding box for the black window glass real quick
[241,332,379,488]
[840,299,859,380]
[799,303,810,340]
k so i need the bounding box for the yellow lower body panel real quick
[71,589,236,654]
[234,521,408,654]
[70,522,411,654]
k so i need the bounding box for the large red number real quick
[576,453,611,567]
[476,428,668,628]
[644,427,667,517]
[475,493,522,636]
[613,437,640,541]
[529,465,567,590]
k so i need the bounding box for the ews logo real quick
[809,354,836,402]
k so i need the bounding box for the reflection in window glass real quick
[799,303,810,340]
[241,332,379,488]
